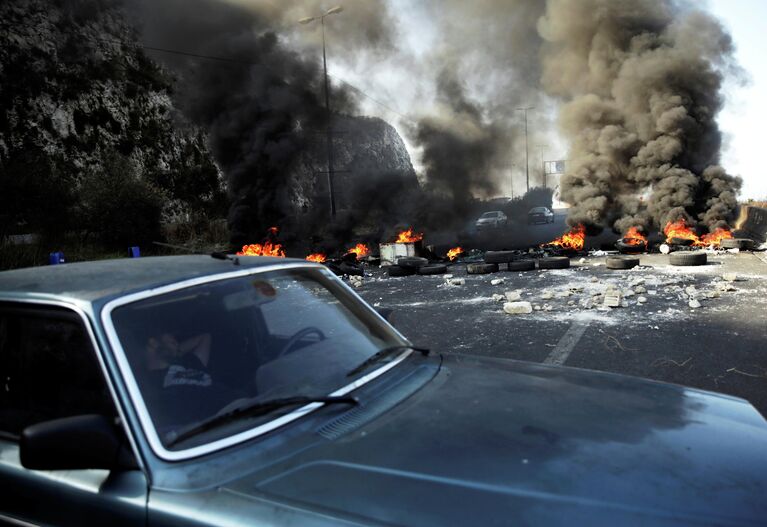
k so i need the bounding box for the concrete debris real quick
[557,291,571,298]
[446,278,465,286]
[569,286,584,293]
[504,291,521,302]
[659,244,671,254]
[590,277,599,283]
[634,286,647,294]
[726,248,740,254]
[492,294,505,302]
[684,285,697,296]
[349,276,364,288]
[715,282,736,292]
[491,278,505,286]
[533,304,542,311]
[722,273,739,282]
[623,289,636,298]
[567,300,575,306]
[621,301,629,308]
[629,278,645,287]
[541,291,554,300]
[688,299,702,309]
[637,296,648,304]
[578,258,587,264]
[543,304,553,311]
[444,274,453,279]
[503,301,533,315]
[706,291,720,299]
[579,298,594,309]
[603,288,622,307]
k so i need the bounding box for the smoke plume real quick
[539,0,742,234]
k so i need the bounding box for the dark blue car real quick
[0,255,765,526]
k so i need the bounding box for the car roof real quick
[0,255,312,304]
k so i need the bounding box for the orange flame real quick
[236,227,286,257]
[545,224,586,251]
[346,243,370,259]
[236,242,286,257]
[623,226,648,246]
[447,247,463,261]
[306,253,327,263]
[663,219,699,244]
[663,219,733,247]
[395,228,424,243]
[700,227,733,246]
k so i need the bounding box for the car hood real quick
[224,355,767,526]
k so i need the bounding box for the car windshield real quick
[531,207,546,213]
[481,212,498,218]
[109,267,406,450]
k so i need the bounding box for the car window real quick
[109,267,406,449]
[481,212,497,218]
[0,304,116,440]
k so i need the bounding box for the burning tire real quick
[615,239,647,254]
[720,238,754,250]
[387,265,416,277]
[467,263,499,274]
[484,251,516,264]
[538,257,570,270]
[508,260,536,272]
[670,251,707,266]
[418,264,448,275]
[669,237,694,246]
[397,257,429,269]
[606,255,640,269]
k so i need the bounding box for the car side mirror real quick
[20,414,137,471]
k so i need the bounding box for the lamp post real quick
[300,6,343,218]
[514,106,533,194]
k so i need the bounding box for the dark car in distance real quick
[0,255,766,526]
[528,206,555,224]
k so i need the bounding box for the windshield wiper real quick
[166,395,358,448]
[346,345,429,378]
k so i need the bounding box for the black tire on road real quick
[720,238,754,250]
[467,263,499,274]
[484,250,517,264]
[418,264,448,275]
[538,257,570,270]
[387,265,415,277]
[669,237,694,246]
[508,260,536,272]
[397,256,429,269]
[669,251,707,266]
[606,255,640,269]
[339,262,364,276]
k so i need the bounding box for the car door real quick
[0,302,147,526]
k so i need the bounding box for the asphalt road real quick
[355,251,767,418]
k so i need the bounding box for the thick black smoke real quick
[539,0,742,234]
[131,0,357,245]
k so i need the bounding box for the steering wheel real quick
[277,326,326,358]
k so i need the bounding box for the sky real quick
[707,0,767,200]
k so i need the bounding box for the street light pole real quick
[537,143,548,189]
[300,6,343,218]
[514,106,533,193]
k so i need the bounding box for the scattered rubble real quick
[490,278,505,286]
[603,288,622,307]
[503,301,533,315]
[446,278,465,286]
[504,291,521,302]
[689,299,702,309]
[492,294,505,302]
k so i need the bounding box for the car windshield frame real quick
[100,261,411,461]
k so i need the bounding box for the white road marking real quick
[543,319,591,365]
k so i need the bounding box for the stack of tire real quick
[466,251,570,275]
[388,257,448,277]
[720,238,754,250]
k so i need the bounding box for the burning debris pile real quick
[540,0,742,242]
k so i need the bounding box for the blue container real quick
[129,246,141,258]
[48,252,65,265]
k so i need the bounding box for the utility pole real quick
[537,144,548,189]
[300,6,343,218]
[514,107,533,193]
